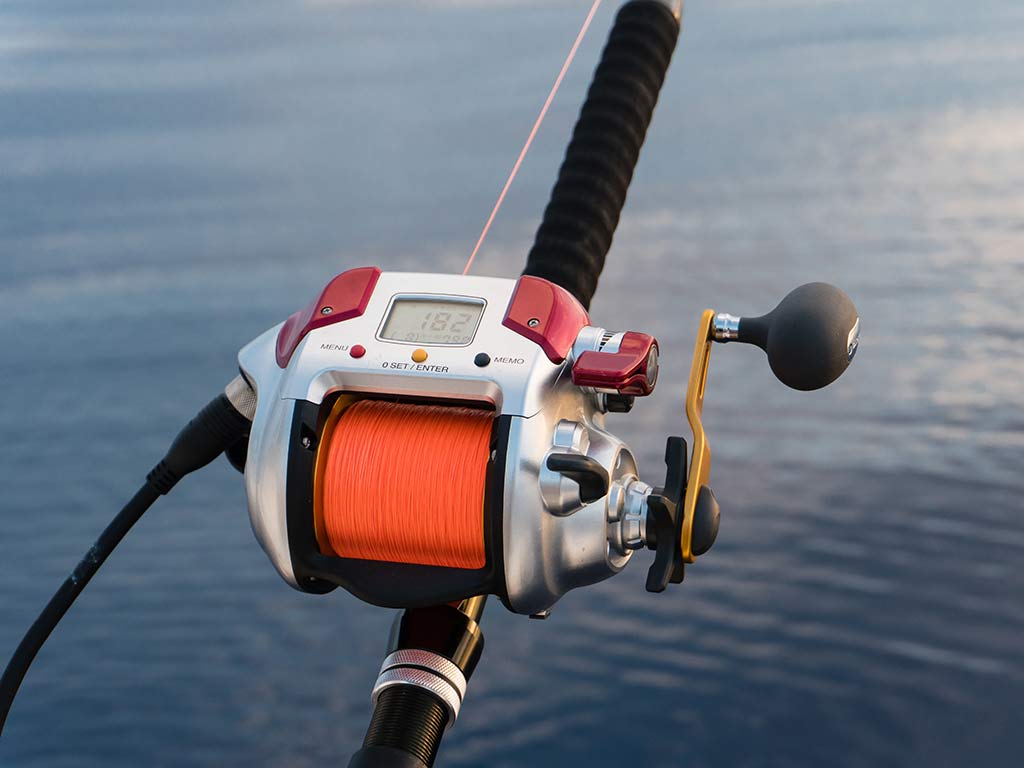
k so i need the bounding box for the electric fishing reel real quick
[0,3,866,758]
[238,268,859,616]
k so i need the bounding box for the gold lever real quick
[680,309,715,563]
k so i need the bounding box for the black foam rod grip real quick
[523,1,681,309]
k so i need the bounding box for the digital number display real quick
[379,297,485,345]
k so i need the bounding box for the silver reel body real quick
[237,269,657,615]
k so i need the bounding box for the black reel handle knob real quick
[718,282,860,391]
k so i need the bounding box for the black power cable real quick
[0,387,253,736]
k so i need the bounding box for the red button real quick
[350,345,366,358]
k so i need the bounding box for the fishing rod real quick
[0,2,860,766]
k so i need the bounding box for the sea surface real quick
[1,1,1022,766]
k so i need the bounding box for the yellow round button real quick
[411,348,428,363]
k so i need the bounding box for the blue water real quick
[2,1,1023,765]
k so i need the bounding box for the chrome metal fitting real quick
[599,331,625,355]
[607,476,653,557]
[371,649,467,729]
[571,326,627,413]
[571,326,625,362]
[540,420,592,516]
[712,313,741,342]
[571,325,606,361]
[224,374,257,421]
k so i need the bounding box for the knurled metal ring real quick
[372,667,462,729]
[378,649,467,699]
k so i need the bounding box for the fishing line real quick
[462,0,603,275]
[317,400,492,569]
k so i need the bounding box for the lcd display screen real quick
[379,297,485,345]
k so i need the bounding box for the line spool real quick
[315,399,492,569]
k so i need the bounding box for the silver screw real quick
[527,318,540,328]
[320,306,333,315]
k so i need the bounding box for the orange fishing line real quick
[319,400,492,569]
